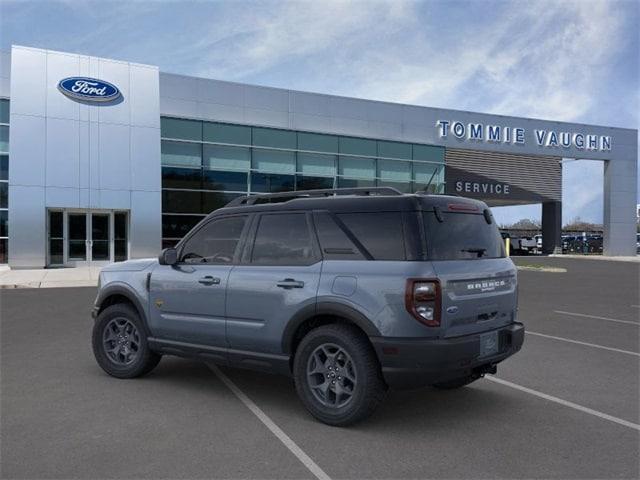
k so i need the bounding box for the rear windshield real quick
[424,211,505,260]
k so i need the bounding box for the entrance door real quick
[47,210,129,267]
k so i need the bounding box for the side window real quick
[337,212,406,260]
[180,216,247,264]
[313,212,365,260]
[251,213,316,265]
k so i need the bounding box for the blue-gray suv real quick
[92,188,524,426]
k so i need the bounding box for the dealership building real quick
[0,45,637,268]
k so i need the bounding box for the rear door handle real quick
[198,276,221,286]
[276,278,305,289]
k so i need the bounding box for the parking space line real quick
[526,331,639,357]
[208,364,331,480]
[554,310,639,326]
[486,376,640,431]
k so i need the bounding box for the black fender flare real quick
[94,284,151,336]
[281,301,381,354]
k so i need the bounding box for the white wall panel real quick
[130,126,161,191]
[100,189,131,209]
[8,185,46,267]
[46,186,79,207]
[46,117,79,188]
[130,66,160,128]
[98,60,130,125]
[46,51,80,121]
[10,47,46,116]
[98,122,130,190]
[198,78,244,106]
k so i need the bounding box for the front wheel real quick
[293,324,386,426]
[92,303,161,379]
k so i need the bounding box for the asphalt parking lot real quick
[1,257,638,479]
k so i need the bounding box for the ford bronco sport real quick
[92,187,524,426]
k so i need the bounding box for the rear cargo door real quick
[424,208,517,338]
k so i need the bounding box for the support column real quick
[542,201,562,254]
[603,153,637,256]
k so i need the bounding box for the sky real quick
[1,0,638,226]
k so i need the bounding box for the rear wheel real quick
[92,303,161,379]
[293,324,386,426]
[432,374,480,390]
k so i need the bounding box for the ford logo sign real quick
[57,77,121,102]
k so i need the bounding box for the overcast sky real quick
[1,0,638,225]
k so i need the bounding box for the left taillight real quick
[405,279,441,327]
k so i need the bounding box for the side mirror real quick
[159,247,178,266]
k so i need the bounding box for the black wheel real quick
[293,324,386,426]
[432,374,480,390]
[92,303,161,379]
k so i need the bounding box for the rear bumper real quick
[371,323,524,390]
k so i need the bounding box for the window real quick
[338,212,405,260]
[424,212,505,260]
[0,155,6,180]
[202,192,242,213]
[0,99,8,124]
[252,214,315,265]
[203,122,251,145]
[413,163,443,193]
[252,149,295,174]
[162,190,202,214]
[0,210,7,237]
[298,132,338,153]
[413,144,444,163]
[203,145,250,171]
[339,137,376,157]
[314,212,365,260]
[162,167,202,190]
[162,214,204,239]
[161,117,202,141]
[338,156,375,180]
[202,170,247,192]
[251,172,295,193]
[337,178,376,189]
[180,216,247,264]
[0,183,7,208]
[0,126,8,154]
[252,127,296,149]
[114,212,128,262]
[378,141,411,160]
[296,176,333,190]
[297,153,336,177]
[161,141,201,167]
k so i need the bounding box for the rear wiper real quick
[461,248,487,257]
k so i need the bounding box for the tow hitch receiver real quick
[474,364,497,377]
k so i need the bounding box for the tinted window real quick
[162,167,202,189]
[181,216,247,264]
[424,212,505,260]
[337,212,405,260]
[314,212,365,260]
[252,214,315,265]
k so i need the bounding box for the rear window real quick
[337,212,405,260]
[424,212,505,260]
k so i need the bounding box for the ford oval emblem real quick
[57,77,121,102]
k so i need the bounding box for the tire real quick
[92,303,161,379]
[432,374,480,390]
[293,324,386,426]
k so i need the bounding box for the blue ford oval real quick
[58,77,121,102]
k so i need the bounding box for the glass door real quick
[91,213,110,262]
[68,213,87,262]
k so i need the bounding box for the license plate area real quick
[479,331,499,357]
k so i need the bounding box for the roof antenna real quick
[416,167,439,194]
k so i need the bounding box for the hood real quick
[100,258,157,273]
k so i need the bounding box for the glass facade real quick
[160,116,445,246]
[0,99,8,263]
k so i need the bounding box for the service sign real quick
[58,77,121,102]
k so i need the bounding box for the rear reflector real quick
[448,203,479,212]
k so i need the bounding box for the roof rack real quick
[225,187,403,207]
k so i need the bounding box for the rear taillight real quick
[405,279,441,327]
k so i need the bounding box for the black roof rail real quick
[225,187,403,207]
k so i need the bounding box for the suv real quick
[91,188,524,426]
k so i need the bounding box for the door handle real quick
[276,278,305,289]
[198,276,221,286]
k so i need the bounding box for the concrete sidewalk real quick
[0,266,100,289]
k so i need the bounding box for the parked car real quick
[91,188,524,426]
[533,234,543,254]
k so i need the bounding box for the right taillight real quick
[405,279,441,327]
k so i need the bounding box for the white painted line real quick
[526,330,640,357]
[554,310,639,326]
[486,376,640,432]
[208,364,331,480]
[631,305,640,309]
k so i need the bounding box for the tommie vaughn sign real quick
[436,120,612,152]
[58,77,121,102]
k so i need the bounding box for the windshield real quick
[424,211,505,260]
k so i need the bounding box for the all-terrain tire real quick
[293,324,386,426]
[92,303,161,379]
